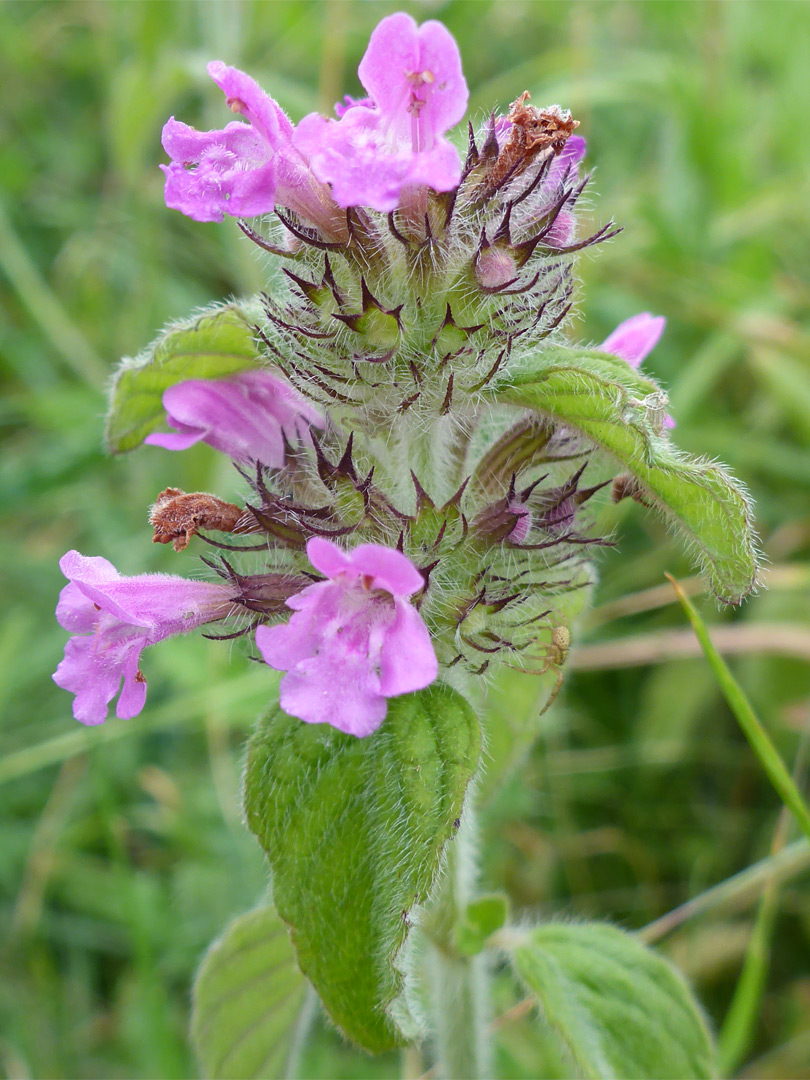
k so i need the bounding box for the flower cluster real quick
[55,11,679,736]
[161,12,467,220]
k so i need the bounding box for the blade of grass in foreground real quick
[666,574,810,844]
[715,740,807,1077]
[715,826,782,1076]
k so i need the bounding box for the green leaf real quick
[512,922,715,1080]
[191,904,308,1080]
[105,302,263,452]
[487,346,759,605]
[244,683,481,1053]
[454,893,510,956]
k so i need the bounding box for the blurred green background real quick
[2,1,810,1076]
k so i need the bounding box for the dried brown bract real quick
[508,92,579,154]
[486,92,579,194]
[150,488,247,552]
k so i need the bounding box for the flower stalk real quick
[424,807,492,1080]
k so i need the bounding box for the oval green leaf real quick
[106,302,263,452]
[512,922,715,1080]
[487,346,759,604]
[191,904,308,1080]
[243,683,481,1053]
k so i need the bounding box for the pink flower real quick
[144,370,325,466]
[53,552,235,725]
[601,313,675,428]
[256,537,438,736]
[294,12,469,212]
[161,61,324,224]
[601,312,665,368]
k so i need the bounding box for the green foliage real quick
[489,347,758,605]
[105,304,262,452]
[4,1,810,1076]
[512,922,715,1080]
[191,904,307,1079]
[243,684,481,1052]
[454,893,510,956]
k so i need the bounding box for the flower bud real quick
[474,246,518,291]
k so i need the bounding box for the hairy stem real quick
[425,805,492,1080]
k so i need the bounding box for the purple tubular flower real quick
[53,551,235,725]
[294,12,469,212]
[161,63,290,222]
[256,537,438,737]
[144,370,325,466]
[601,313,675,428]
[161,61,325,225]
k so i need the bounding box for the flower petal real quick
[161,117,266,163]
[159,378,284,464]
[410,18,469,136]
[144,429,204,452]
[305,537,353,581]
[378,598,438,696]
[206,61,294,146]
[601,313,666,369]
[147,371,322,466]
[58,551,152,627]
[54,553,234,725]
[258,541,437,736]
[279,656,388,736]
[53,635,144,726]
[357,13,468,146]
[293,12,467,212]
[56,580,106,634]
[160,63,294,223]
[116,648,149,720]
[347,544,425,597]
[295,109,460,212]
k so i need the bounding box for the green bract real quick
[243,683,481,1052]
[488,346,758,604]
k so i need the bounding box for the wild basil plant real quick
[53,12,758,1079]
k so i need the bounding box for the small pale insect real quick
[537,625,571,716]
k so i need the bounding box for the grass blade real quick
[666,574,810,844]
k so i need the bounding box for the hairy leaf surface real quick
[191,904,307,1080]
[489,347,758,603]
[512,922,714,1080]
[106,303,262,452]
[244,683,481,1053]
